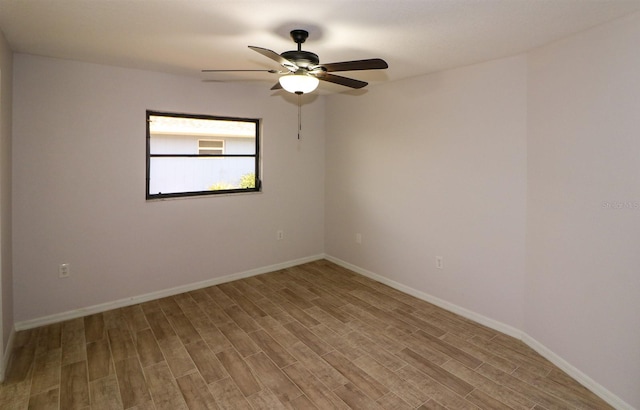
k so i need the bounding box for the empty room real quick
[0,1,638,409]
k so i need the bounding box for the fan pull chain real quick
[297,93,302,139]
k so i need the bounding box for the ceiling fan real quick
[203,29,389,94]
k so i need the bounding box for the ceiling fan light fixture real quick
[279,72,319,94]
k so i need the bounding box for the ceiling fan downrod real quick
[290,29,309,51]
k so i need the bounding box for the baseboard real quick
[1,327,16,382]
[14,254,324,331]
[324,254,523,339]
[521,334,635,410]
[324,254,632,410]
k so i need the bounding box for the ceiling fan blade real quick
[270,82,282,90]
[202,69,280,73]
[315,73,368,89]
[248,46,298,71]
[320,58,388,72]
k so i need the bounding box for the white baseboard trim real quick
[14,254,324,331]
[1,328,16,382]
[521,334,634,410]
[324,254,523,339]
[325,254,633,410]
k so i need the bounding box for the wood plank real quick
[143,361,188,410]
[36,323,62,354]
[309,324,363,361]
[176,372,220,409]
[107,327,137,362]
[189,315,233,353]
[352,354,428,407]
[248,329,297,368]
[441,359,535,410]
[144,310,177,341]
[27,388,59,410]
[224,305,260,333]
[343,330,407,371]
[465,388,513,410]
[208,377,253,410]
[304,305,352,335]
[30,348,61,395]
[278,288,314,309]
[377,392,413,410]
[90,374,123,410]
[60,361,90,409]
[166,311,203,345]
[205,286,237,309]
[253,316,299,347]
[288,394,318,410]
[156,335,197,378]
[282,362,351,410]
[84,313,105,343]
[184,340,227,384]
[244,352,302,404]
[61,319,87,366]
[135,328,164,368]
[87,339,112,381]
[286,341,348,390]
[282,321,331,356]
[216,322,260,357]
[246,388,287,409]
[114,357,151,408]
[0,379,31,409]
[396,365,479,410]
[121,305,150,333]
[332,383,385,409]
[475,363,579,410]
[322,351,389,400]
[396,348,474,396]
[218,283,267,319]
[418,400,448,410]
[276,301,319,327]
[215,348,261,397]
[412,329,483,369]
[440,332,518,374]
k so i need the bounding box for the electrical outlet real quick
[436,256,443,269]
[277,230,284,240]
[59,263,71,278]
[355,233,362,244]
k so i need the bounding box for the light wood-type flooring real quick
[0,260,612,409]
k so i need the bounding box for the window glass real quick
[146,111,260,199]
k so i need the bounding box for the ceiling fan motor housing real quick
[281,50,319,69]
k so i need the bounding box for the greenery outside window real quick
[146,111,260,199]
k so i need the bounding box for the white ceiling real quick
[1,0,639,93]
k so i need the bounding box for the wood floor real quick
[0,260,612,409]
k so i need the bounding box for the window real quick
[146,111,260,199]
[198,139,224,155]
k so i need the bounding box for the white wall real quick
[526,12,640,408]
[326,12,640,408]
[12,54,325,322]
[0,29,13,371]
[325,55,528,330]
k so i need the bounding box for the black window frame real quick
[146,110,261,200]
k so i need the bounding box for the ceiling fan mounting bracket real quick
[290,29,309,47]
